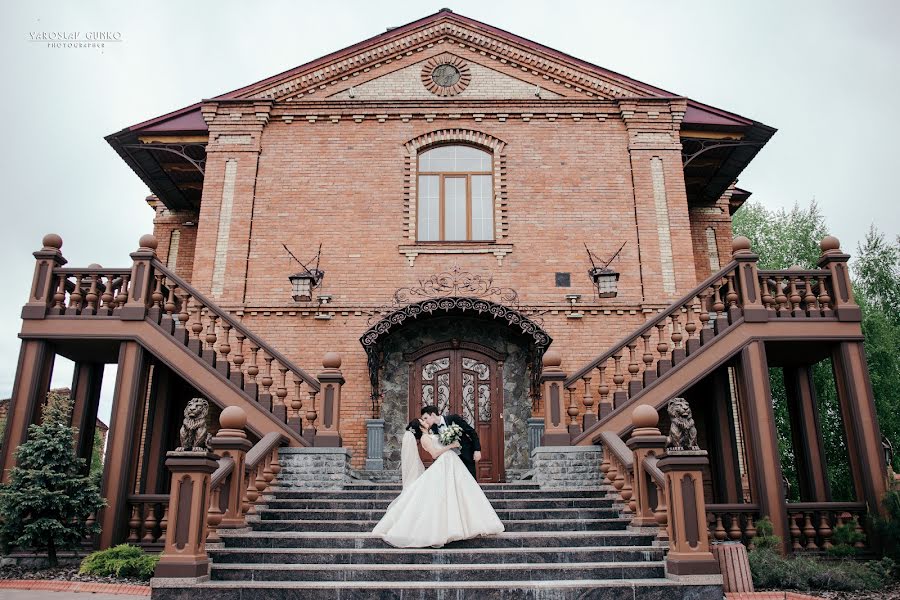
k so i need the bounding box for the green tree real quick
[0,391,105,566]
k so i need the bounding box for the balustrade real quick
[126,494,169,549]
[786,502,867,553]
[706,504,760,548]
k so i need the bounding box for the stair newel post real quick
[230,333,245,387]
[640,332,656,387]
[626,340,641,396]
[121,234,158,321]
[304,389,319,445]
[154,449,218,578]
[245,345,260,400]
[275,365,289,423]
[204,313,218,367]
[216,322,232,378]
[23,233,67,319]
[289,378,304,434]
[597,361,612,419]
[316,352,345,447]
[539,350,570,446]
[580,374,596,430]
[626,406,667,528]
[260,355,275,415]
[611,352,626,407]
[208,407,252,529]
[566,384,581,440]
[817,236,861,321]
[731,236,767,323]
[657,448,719,576]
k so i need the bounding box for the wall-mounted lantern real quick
[585,241,625,299]
[284,243,324,302]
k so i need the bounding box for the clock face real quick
[431,64,461,88]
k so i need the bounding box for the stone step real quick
[151,578,723,600]
[256,507,623,521]
[208,545,664,565]
[218,530,656,549]
[274,482,542,491]
[266,488,609,500]
[260,497,617,510]
[210,561,666,582]
[248,517,632,533]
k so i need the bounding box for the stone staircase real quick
[151,469,723,599]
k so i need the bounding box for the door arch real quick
[406,340,504,482]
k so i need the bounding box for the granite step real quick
[210,561,666,582]
[260,497,617,510]
[255,507,623,521]
[248,517,632,533]
[217,530,657,549]
[207,545,664,565]
[274,482,542,491]
[266,488,609,500]
[151,578,722,600]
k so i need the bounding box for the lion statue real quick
[666,397,699,451]
[176,397,212,452]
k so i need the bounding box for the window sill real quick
[398,243,513,267]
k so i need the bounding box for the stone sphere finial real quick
[632,404,659,429]
[323,351,342,369]
[542,349,562,368]
[219,406,247,431]
[732,236,752,255]
[138,234,158,250]
[88,263,102,269]
[820,235,841,253]
[42,233,63,250]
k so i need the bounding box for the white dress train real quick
[373,434,505,548]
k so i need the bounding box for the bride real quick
[372,416,505,548]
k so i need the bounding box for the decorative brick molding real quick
[421,53,471,96]
[403,128,508,244]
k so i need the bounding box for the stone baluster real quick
[788,272,804,318]
[626,406,666,528]
[745,515,757,548]
[597,362,612,419]
[142,503,158,544]
[115,274,130,312]
[818,513,833,550]
[304,389,319,445]
[159,505,169,544]
[581,373,596,430]
[161,281,177,332]
[275,365,289,423]
[260,356,275,413]
[172,291,190,344]
[684,302,699,354]
[670,313,685,365]
[189,303,206,356]
[712,280,727,331]
[204,313,219,367]
[540,351,570,445]
[653,478,669,544]
[208,407,252,529]
[51,273,67,315]
[698,290,714,343]
[817,275,833,318]
[231,333,245,387]
[566,384,581,439]
[127,505,141,543]
[82,271,100,317]
[774,277,788,317]
[245,345,260,400]
[23,233,68,320]
[206,488,223,544]
[289,379,304,433]
[316,354,346,447]
[612,352,626,407]
[760,275,776,316]
[802,512,818,550]
[789,512,803,551]
[121,235,158,321]
[803,276,819,317]
[216,322,232,378]
[66,273,84,316]
[656,322,671,376]
[148,273,165,323]
[725,272,740,320]
[154,449,218,578]
[713,514,727,542]
[640,332,656,386]
[626,341,641,396]
[728,514,742,542]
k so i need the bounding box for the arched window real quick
[417,145,494,241]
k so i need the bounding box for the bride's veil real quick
[400,428,425,489]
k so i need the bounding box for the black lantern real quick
[589,267,620,298]
[289,269,324,302]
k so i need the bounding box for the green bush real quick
[751,516,782,551]
[871,489,900,562]
[826,523,865,558]
[748,546,895,592]
[79,544,159,581]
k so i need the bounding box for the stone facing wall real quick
[532,446,604,488]
[277,447,352,489]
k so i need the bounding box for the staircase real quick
[150,470,723,599]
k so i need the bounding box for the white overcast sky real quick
[1,0,898,425]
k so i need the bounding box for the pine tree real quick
[0,391,106,566]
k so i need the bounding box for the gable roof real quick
[107,9,774,209]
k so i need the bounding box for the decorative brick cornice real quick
[244,22,649,102]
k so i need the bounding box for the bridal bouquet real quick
[438,423,464,449]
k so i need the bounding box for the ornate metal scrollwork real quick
[680,137,765,168]
[391,265,519,308]
[124,143,207,176]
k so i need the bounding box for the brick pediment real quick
[239,15,664,103]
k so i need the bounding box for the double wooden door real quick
[407,341,504,482]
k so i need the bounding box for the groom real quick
[421,405,481,479]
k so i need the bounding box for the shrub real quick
[871,489,900,562]
[748,546,895,592]
[751,516,782,551]
[79,544,159,581]
[826,523,864,558]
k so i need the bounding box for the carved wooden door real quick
[407,341,504,482]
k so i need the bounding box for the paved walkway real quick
[0,580,149,598]
[0,593,146,600]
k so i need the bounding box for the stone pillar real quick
[626,405,667,528]
[0,339,55,482]
[832,341,888,516]
[120,235,158,321]
[315,352,344,447]
[540,350,570,446]
[154,451,219,578]
[658,450,719,576]
[783,366,830,502]
[527,417,544,454]
[208,407,252,529]
[817,236,861,322]
[69,361,104,476]
[22,233,67,319]
[731,237,767,322]
[365,419,385,470]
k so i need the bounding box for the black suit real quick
[431,414,481,479]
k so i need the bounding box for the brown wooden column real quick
[736,340,789,550]
[832,341,888,514]
[1,339,56,482]
[70,361,104,474]
[142,366,174,495]
[708,369,743,503]
[783,365,830,502]
[99,341,151,549]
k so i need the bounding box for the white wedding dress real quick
[372,432,505,548]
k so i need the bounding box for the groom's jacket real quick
[432,414,481,453]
